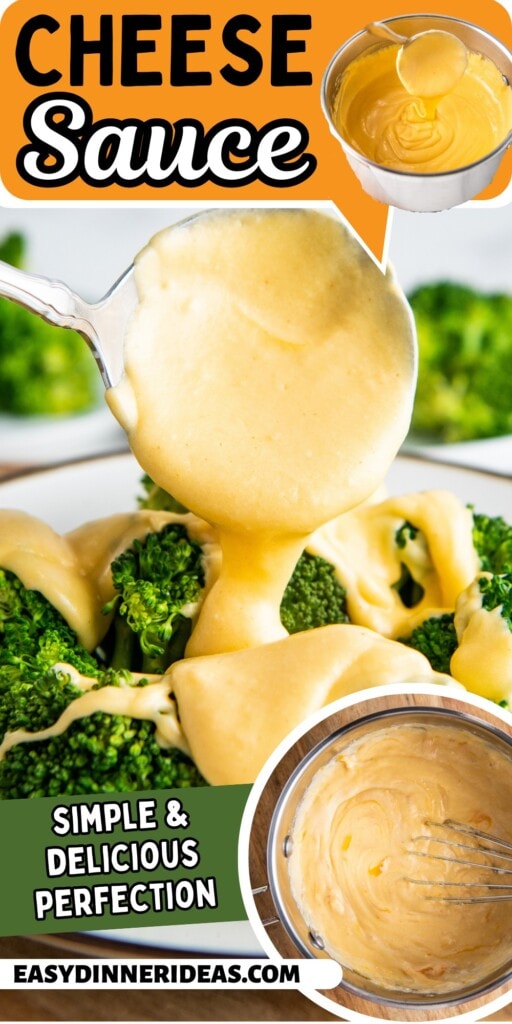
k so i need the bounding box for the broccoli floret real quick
[138,474,188,514]
[392,520,427,608]
[0,302,100,416]
[394,507,512,578]
[478,573,512,629]
[0,567,205,798]
[0,232,24,268]
[0,568,100,681]
[400,574,512,676]
[472,511,512,574]
[0,667,206,798]
[395,521,420,548]
[280,551,349,634]
[0,564,103,743]
[104,524,205,673]
[139,475,350,636]
[0,232,100,417]
[0,665,85,739]
[400,613,458,674]
[0,565,104,746]
[398,512,512,675]
[408,282,512,442]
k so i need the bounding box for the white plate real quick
[389,205,512,476]
[0,451,510,955]
[402,434,512,477]
[0,407,128,466]
[1,450,508,528]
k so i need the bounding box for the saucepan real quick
[321,15,512,212]
[263,705,512,1011]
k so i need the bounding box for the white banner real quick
[0,958,342,990]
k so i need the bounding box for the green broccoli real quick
[0,232,100,416]
[280,551,349,633]
[400,613,458,674]
[0,565,102,746]
[392,521,426,608]
[396,511,512,673]
[138,476,350,637]
[138,473,188,514]
[103,523,205,673]
[0,664,87,741]
[0,231,24,268]
[408,282,512,442]
[395,522,419,547]
[0,666,205,799]
[478,573,512,629]
[0,561,206,798]
[401,576,512,706]
[472,511,512,574]
[0,567,100,682]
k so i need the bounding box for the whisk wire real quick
[413,832,512,865]
[427,818,512,853]
[405,819,512,904]
[409,850,512,875]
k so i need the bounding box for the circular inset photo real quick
[321,14,512,211]
[243,688,512,1020]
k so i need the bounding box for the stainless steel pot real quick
[321,16,512,212]
[265,705,512,1009]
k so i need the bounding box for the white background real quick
[0,202,511,296]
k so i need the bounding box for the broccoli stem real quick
[141,617,193,675]
[110,616,137,671]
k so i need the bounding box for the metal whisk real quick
[405,819,512,903]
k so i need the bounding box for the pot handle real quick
[251,883,280,927]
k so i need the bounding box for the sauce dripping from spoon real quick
[108,209,417,657]
[368,22,468,117]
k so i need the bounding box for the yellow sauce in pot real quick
[334,41,512,173]
[288,721,512,993]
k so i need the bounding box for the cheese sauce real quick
[170,626,452,785]
[452,575,512,703]
[309,490,479,637]
[0,490,502,785]
[288,722,512,993]
[0,509,98,650]
[334,42,512,173]
[108,209,416,656]
[396,30,468,98]
[0,670,189,761]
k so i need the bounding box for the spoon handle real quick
[0,260,117,386]
[366,21,406,44]
[0,260,91,329]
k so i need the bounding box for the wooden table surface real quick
[0,927,511,1022]
[0,934,338,1022]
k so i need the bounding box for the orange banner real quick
[0,0,510,260]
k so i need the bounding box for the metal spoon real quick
[367,21,468,97]
[0,212,213,389]
[0,259,138,389]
